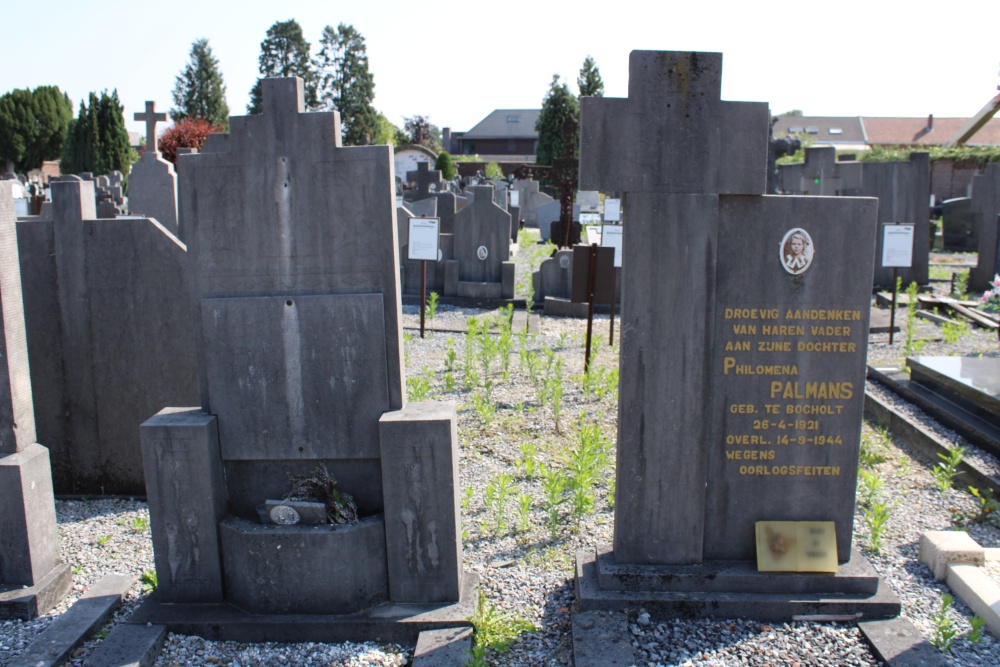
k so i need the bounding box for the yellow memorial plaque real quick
[755,521,838,573]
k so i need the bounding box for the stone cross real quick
[407,162,443,200]
[135,101,167,154]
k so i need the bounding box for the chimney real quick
[442,127,452,153]
[926,114,934,131]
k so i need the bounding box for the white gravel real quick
[2,277,999,666]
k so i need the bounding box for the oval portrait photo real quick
[779,228,814,275]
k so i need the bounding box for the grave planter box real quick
[219,514,388,615]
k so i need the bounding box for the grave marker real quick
[128,101,179,235]
[576,51,897,619]
[138,78,469,636]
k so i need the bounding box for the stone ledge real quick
[411,627,473,666]
[918,531,985,581]
[81,623,167,667]
[7,573,133,667]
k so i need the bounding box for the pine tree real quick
[577,56,605,97]
[314,23,377,145]
[535,75,579,166]
[247,19,316,114]
[172,38,230,130]
[60,91,133,177]
[0,86,73,172]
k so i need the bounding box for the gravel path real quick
[2,279,999,666]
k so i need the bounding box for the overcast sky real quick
[2,0,997,141]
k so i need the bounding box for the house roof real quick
[861,116,1000,146]
[463,109,540,139]
[772,116,866,144]
[773,114,1000,146]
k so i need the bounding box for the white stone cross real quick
[135,101,167,154]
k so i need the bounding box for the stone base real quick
[0,563,72,620]
[543,297,589,318]
[128,572,479,645]
[576,547,900,620]
[456,281,502,299]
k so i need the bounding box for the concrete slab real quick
[946,563,1000,640]
[859,617,949,667]
[411,627,473,666]
[81,623,167,667]
[7,573,133,667]
[572,611,636,667]
[0,563,72,621]
[918,531,985,581]
[127,572,479,645]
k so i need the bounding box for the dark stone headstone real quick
[941,197,976,251]
[969,164,1000,292]
[575,50,891,619]
[140,77,466,628]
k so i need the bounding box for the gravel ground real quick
[2,260,1000,666]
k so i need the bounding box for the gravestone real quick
[397,204,449,297]
[128,101,179,236]
[537,201,580,242]
[514,179,552,227]
[406,162,444,201]
[136,78,469,637]
[16,176,198,494]
[576,50,897,619]
[406,196,437,219]
[445,184,514,300]
[779,148,929,288]
[941,197,976,251]
[969,163,1000,293]
[777,146,862,196]
[0,182,72,619]
[436,191,458,233]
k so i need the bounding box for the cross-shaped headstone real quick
[579,51,766,196]
[406,162,443,200]
[135,101,167,154]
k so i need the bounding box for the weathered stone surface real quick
[942,197,976,251]
[219,515,388,614]
[863,153,930,287]
[412,627,473,667]
[18,178,198,494]
[919,530,985,581]
[0,444,60,584]
[140,409,226,603]
[202,294,389,460]
[81,623,167,667]
[380,402,462,603]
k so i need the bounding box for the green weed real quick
[932,446,965,493]
[862,500,892,554]
[930,594,957,652]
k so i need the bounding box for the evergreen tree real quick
[60,91,133,177]
[534,75,579,166]
[247,19,316,114]
[435,150,456,180]
[0,86,73,172]
[577,55,605,97]
[314,24,377,146]
[172,38,230,130]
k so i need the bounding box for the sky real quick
[2,0,998,142]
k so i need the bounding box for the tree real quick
[60,90,133,177]
[403,115,441,151]
[577,55,604,97]
[314,23,378,145]
[535,75,579,166]
[373,112,405,146]
[0,86,73,173]
[435,151,456,180]
[171,38,230,130]
[247,19,316,114]
[158,118,224,163]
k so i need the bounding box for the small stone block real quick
[501,262,515,299]
[7,573,133,667]
[411,627,473,666]
[380,402,462,603]
[859,617,950,667]
[0,444,60,586]
[918,531,985,581]
[81,623,167,667]
[456,281,502,299]
[265,499,327,525]
[0,563,72,621]
[945,563,1000,640]
[572,611,636,667]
